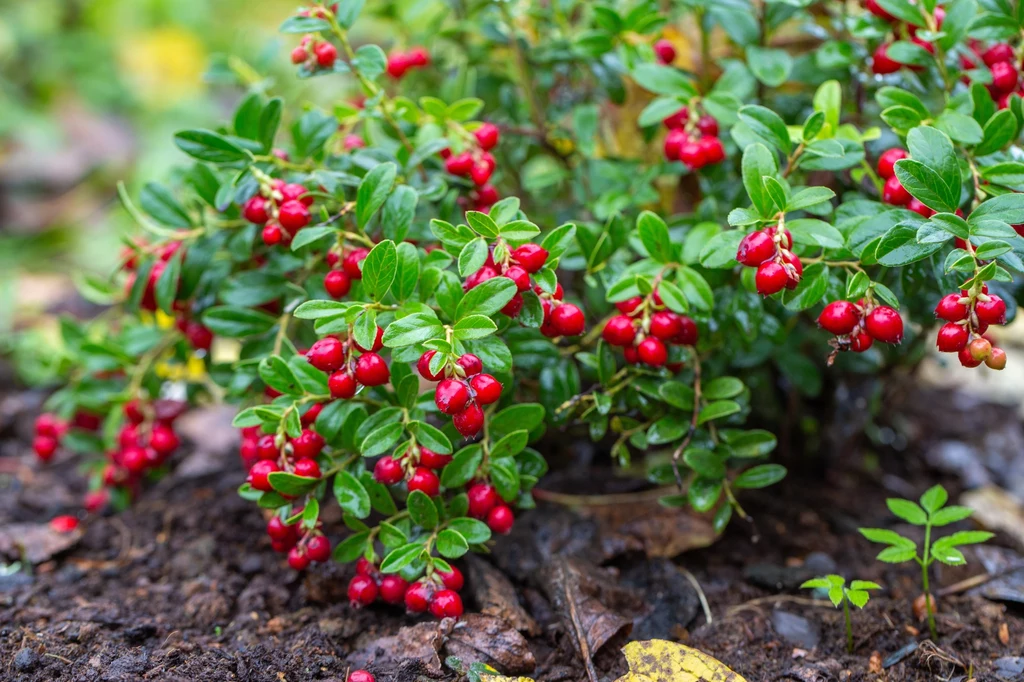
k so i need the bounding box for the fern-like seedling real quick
[859,484,992,640]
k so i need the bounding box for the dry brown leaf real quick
[0,522,83,564]
[962,486,1024,549]
[614,640,747,682]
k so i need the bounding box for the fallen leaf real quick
[465,555,540,636]
[961,486,1024,550]
[0,522,82,564]
[445,614,536,675]
[869,650,883,674]
[614,640,747,682]
[582,501,717,559]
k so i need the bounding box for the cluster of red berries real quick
[877,147,920,212]
[736,224,804,295]
[373,443,449,496]
[32,412,71,463]
[266,512,332,570]
[961,41,1022,108]
[416,351,500,439]
[290,35,337,71]
[242,179,315,247]
[466,482,515,534]
[386,47,431,79]
[322,247,369,299]
[443,123,501,205]
[602,292,698,368]
[309,332,391,400]
[243,424,326,492]
[817,300,905,352]
[464,242,586,336]
[347,558,465,619]
[662,107,725,170]
[868,2,943,75]
[934,285,1008,369]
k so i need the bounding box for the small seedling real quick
[859,484,992,640]
[801,575,881,652]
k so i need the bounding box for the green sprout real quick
[801,575,881,652]
[859,484,992,640]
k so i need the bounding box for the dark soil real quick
[2,383,1023,682]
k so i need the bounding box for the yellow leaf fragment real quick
[615,640,747,682]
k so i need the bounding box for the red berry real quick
[470,161,493,186]
[418,350,445,381]
[976,295,1007,325]
[404,580,431,613]
[429,589,464,619]
[324,270,352,299]
[445,152,473,176]
[453,402,485,437]
[474,123,500,150]
[679,140,705,169]
[249,459,280,492]
[503,265,531,292]
[552,303,585,336]
[985,346,1008,370]
[121,446,148,474]
[267,516,296,542]
[343,248,369,280]
[347,671,375,682]
[907,198,935,218]
[865,306,904,344]
[456,353,483,377]
[649,311,683,341]
[698,136,726,165]
[291,46,308,64]
[280,183,312,206]
[818,301,861,335]
[314,41,337,68]
[470,374,502,404]
[49,515,79,533]
[379,575,409,605]
[257,434,279,461]
[408,467,440,496]
[348,575,378,606]
[983,43,1015,66]
[355,352,390,386]
[33,435,58,462]
[663,129,688,161]
[288,547,311,571]
[872,43,901,75]
[877,148,907,179]
[959,345,984,367]
[306,535,331,562]
[653,38,676,64]
[386,51,413,79]
[243,196,269,224]
[991,61,1018,94]
[435,379,471,415]
[936,322,969,352]
[36,412,65,437]
[663,107,689,129]
[755,261,789,295]
[344,134,365,150]
[438,565,464,591]
[278,200,311,231]
[467,483,499,519]
[616,297,643,315]
[674,316,699,346]
[354,326,385,353]
[185,321,213,351]
[637,337,668,367]
[486,505,515,534]
[465,265,499,290]
[374,456,404,485]
[697,115,719,137]
[475,184,499,207]
[512,243,549,273]
[149,425,180,455]
[602,315,637,347]
[419,447,452,469]
[307,338,345,372]
[935,294,968,321]
[865,0,897,21]
[737,230,776,266]
[294,458,322,479]
[355,558,376,577]
[882,175,911,205]
[262,223,283,246]
[329,370,358,399]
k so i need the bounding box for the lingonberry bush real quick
[27,0,1024,619]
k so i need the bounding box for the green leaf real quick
[490,430,528,459]
[721,429,777,458]
[697,400,741,425]
[738,105,792,154]
[876,0,926,25]
[747,46,793,88]
[733,464,787,489]
[935,110,984,145]
[406,489,438,529]
[637,211,674,263]
[173,129,249,163]
[782,262,829,311]
[453,314,498,340]
[361,239,398,301]
[684,448,726,479]
[357,162,397,228]
[383,312,443,347]
[688,477,722,512]
[456,277,517,319]
[459,238,489,277]
[258,356,301,395]
[465,211,500,238]
[334,0,366,28]
[887,498,928,525]
[631,63,697,97]
[930,505,974,526]
[448,517,491,544]
[875,225,945,267]
[905,126,961,203]
[490,404,545,435]
[380,543,423,573]
[876,546,918,563]
[360,423,404,458]
[268,472,320,496]
[975,109,1018,156]
[436,529,469,558]
[742,143,780,217]
[407,421,453,454]
[259,98,283,151]
[638,97,687,127]
[202,306,278,338]
[920,484,949,513]
[441,445,484,488]
[894,160,958,213]
[154,251,182,314]
[490,458,521,501]
[334,471,371,518]
[933,530,994,548]
[500,220,541,243]
[787,219,844,248]
[859,527,917,549]
[703,377,744,400]
[970,193,1024,225]
[787,187,835,212]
